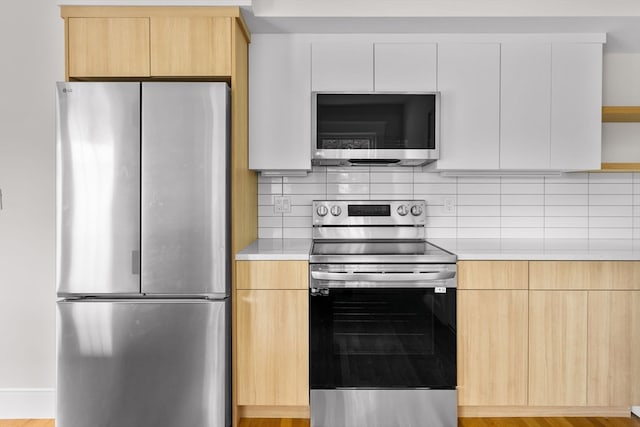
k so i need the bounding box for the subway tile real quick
[284,205,313,217]
[458,177,500,184]
[588,228,633,239]
[544,228,589,239]
[326,183,369,195]
[457,183,501,194]
[500,183,544,194]
[501,205,544,216]
[501,217,544,228]
[258,195,275,206]
[413,171,457,183]
[425,205,457,217]
[426,228,457,239]
[588,205,633,217]
[370,183,413,194]
[258,205,281,217]
[589,216,633,228]
[501,194,544,206]
[370,171,413,183]
[634,229,640,239]
[545,194,589,205]
[458,217,500,228]
[283,171,326,184]
[258,175,283,184]
[588,172,633,183]
[327,171,369,184]
[283,216,312,228]
[283,183,326,195]
[258,216,283,228]
[634,216,640,228]
[414,183,457,194]
[328,194,371,201]
[545,183,588,194]
[457,228,501,238]
[589,183,632,195]
[500,177,544,185]
[425,217,457,228]
[457,205,501,216]
[258,228,283,239]
[544,205,588,217]
[457,194,500,206]
[326,165,370,173]
[289,194,323,205]
[414,194,457,206]
[588,194,633,206]
[369,193,412,200]
[258,182,283,195]
[283,228,313,239]
[545,173,588,184]
[545,217,589,228]
[501,228,544,239]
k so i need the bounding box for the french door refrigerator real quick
[55,81,231,427]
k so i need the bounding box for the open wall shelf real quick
[601,106,640,171]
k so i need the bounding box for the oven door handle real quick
[311,270,456,282]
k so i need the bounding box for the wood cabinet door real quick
[529,290,588,406]
[633,291,640,404]
[436,43,500,170]
[458,290,528,405]
[458,260,528,290]
[374,43,437,91]
[237,289,309,406]
[68,17,150,77]
[150,16,231,77]
[236,260,309,290]
[587,291,634,406]
[500,43,552,169]
[311,41,373,91]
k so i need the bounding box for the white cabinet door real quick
[500,43,552,169]
[249,35,311,171]
[550,43,602,170]
[436,43,500,170]
[311,42,373,92]
[374,43,437,91]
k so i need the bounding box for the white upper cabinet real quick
[311,42,373,92]
[500,43,552,169]
[436,43,501,170]
[550,43,603,170]
[249,35,312,172]
[374,43,437,92]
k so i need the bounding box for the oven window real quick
[310,288,456,389]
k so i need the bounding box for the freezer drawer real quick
[56,299,229,427]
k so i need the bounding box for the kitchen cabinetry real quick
[436,43,501,170]
[457,261,529,406]
[311,42,373,92]
[67,17,150,77]
[601,106,640,171]
[249,35,311,172]
[374,43,437,91]
[236,261,309,410]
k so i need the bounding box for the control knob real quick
[410,204,423,216]
[330,205,342,216]
[397,205,409,216]
[316,205,328,217]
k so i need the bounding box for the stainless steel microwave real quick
[311,92,440,166]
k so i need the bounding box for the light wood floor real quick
[2,418,639,427]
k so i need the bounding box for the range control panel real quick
[312,200,426,227]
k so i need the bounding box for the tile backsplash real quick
[258,167,640,239]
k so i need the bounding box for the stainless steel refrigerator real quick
[55,81,231,427]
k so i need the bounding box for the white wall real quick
[0,0,64,417]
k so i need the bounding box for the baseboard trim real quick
[458,406,631,418]
[238,405,310,419]
[0,389,55,419]
[632,406,640,417]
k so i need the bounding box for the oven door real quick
[309,264,457,390]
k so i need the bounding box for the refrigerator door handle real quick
[132,250,140,275]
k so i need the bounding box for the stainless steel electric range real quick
[309,200,458,427]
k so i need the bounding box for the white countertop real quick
[236,238,640,261]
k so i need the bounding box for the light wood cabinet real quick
[528,290,588,406]
[68,17,150,77]
[530,261,640,290]
[458,260,528,290]
[458,289,528,405]
[236,260,309,407]
[150,16,231,77]
[632,291,640,403]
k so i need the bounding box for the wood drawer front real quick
[458,261,528,290]
[236,260,308,290]
[530,261,640,290]
[150,16,232,77]
[68,17,150,77]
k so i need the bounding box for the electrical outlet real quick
[443,197,456,215]
[274,196,291,214]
